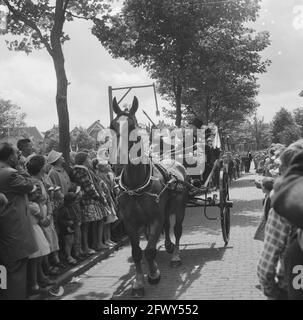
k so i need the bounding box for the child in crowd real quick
[254,177,275,242]
[27,185,54,294]
[58,193,80,265]
[26,155,61,281]
[96,161,118,247]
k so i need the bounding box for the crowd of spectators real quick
[0,139,122,300]
[255,142,303,300]
[221,151,253,184]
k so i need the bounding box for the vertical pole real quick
[108,86,113,123]
[153,83,160,116]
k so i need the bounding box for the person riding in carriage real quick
[186,118,221,188]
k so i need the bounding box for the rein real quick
[117,159,173,204]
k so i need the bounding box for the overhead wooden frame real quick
[108,83,160,122]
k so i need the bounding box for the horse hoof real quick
[165,243,175,254]
[170,260,181,268]
[131,287,145,298]
[147,274,161,285]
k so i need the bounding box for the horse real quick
[109,96,188,297]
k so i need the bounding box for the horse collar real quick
[118,160,153,195]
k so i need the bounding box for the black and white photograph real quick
[0,0,303,304]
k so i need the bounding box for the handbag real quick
[104,205,118,225]
[39,216,51,228]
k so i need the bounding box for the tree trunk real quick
[175,82,182,127]
[51,2,70,164]
[52,54,70,163]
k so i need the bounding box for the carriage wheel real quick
[219,169,231,246]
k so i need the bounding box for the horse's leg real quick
[171,198,186,267]
[145,217,164,285]
[164,213,175,254]
[125,224,145,297]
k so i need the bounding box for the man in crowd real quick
[227,153,235,183]
[245,151,253,173]
[235,154,241,179]
[47,150,72,196]
[0,143,37,300]
[16,138,34,172]
[47,150,82,258]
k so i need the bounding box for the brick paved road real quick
[60,172,266,300]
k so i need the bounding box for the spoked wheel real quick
[219,169,231,246]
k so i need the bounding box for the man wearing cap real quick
[47,150,72,196]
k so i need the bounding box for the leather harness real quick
[117,160,178,203]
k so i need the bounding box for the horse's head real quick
[110,96,139,136]
[110,96,140,164]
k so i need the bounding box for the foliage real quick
[1,0,110,54]
[71,127,96,151]
[1,0,110,162]
[43,125,59,154]
[93,0,271,126]
[222,115,271,151]
[43,126,96,154]
[271,107,296,144]
[0,98,26,129]
[293,107,303,136]
[277,124,301,146]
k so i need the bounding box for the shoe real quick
[39,278,56,288]
[66,257,78,266]
[28,286,48,295]
[92,246,103,252]
[48,286,64,297]
[105,241,115,247]
[54,262,67,270]
[83,248,96,256]
[47,266,62,276]
[73,254,86,261]
[97,244,110,250]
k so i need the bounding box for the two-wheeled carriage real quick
[185,159,233,246]
[178,125,233,246]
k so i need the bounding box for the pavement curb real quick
[28,236,129,300]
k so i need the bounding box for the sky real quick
[1,0,303,132]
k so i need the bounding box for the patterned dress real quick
[72,165,106,223]
[96,170,118,224]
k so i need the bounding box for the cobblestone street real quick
[60,172,266,300]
